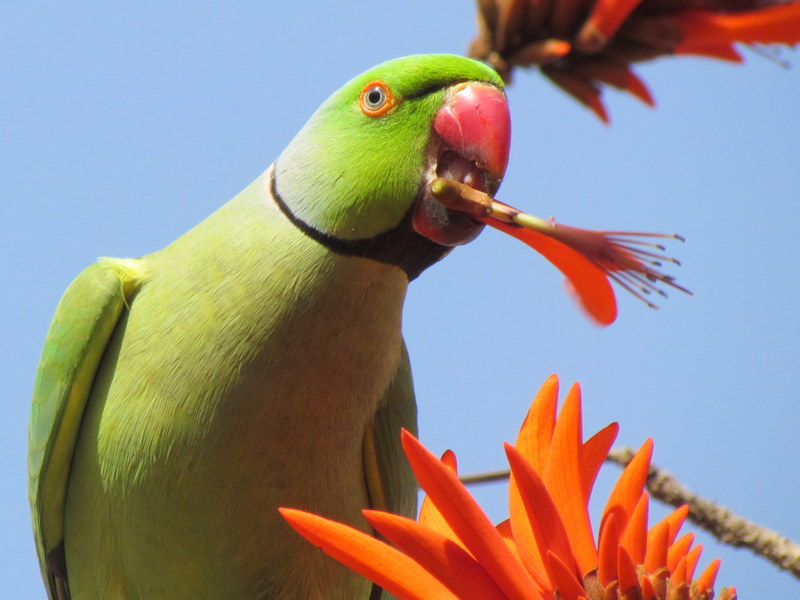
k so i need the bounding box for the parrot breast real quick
[62,171,410,599]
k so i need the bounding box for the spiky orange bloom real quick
[280,375,737,600]
[429,178,689,325]
[468,0,800,121]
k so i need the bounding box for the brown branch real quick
[459,448,800,579]
[459,470,510,486]
[606,447,800,579]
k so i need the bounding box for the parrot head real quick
[274,54,510,279]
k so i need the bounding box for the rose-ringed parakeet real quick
[28,54,512,599]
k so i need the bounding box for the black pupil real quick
[367,87,384,107]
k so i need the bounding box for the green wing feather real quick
[28,258,146,599]
[363,341,418,517]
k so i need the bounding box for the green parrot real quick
[28,54,511,599]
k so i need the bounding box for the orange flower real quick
[468,0,800,121]
[480,201,691,325]
[429,178,690,326]
[280,375,737,600]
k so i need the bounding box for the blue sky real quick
[2,2,798,597]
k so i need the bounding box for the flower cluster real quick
[467,0,800,121]
[281,375,736,600]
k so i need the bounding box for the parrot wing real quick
[363,341,418,600]
[363,341,418,516]
[28,258,146,600]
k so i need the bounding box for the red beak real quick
[412,83,512,248]
[433,82,511,189]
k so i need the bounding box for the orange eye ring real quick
[358,80,396,117]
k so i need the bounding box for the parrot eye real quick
[366,87,385,107]
[359,80,395,117]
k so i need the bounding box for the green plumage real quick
[29,54,504,599]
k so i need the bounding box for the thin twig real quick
[459,449,800,579]
[607,447,800,578]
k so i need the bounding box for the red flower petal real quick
[580,421,619,502]
[543,384,598,575]
[672,555,688,586]
[515,374,559,472]
[549,0,585,37]
[580,0,648,44]
[495,520,522,560]
[508,477,551,587]
[597,512,621,587]
[684,543,703,581]
[620,492,649,567]
[602,438,654,532]
[507,376,558,582]
[364,510,508,600]
[506,443,576,581]
[640,573,657,598]
[496,518,553,594]
[643,519,669,573]
[546,551,587,600]
[419,450,463,545]
[667,532,695,572]
[695,558,722,593]
[507,485,550,586]
[571,60,655,106]
[617,545,639,595]
[677,4,800,48]
[279,508,457,600]
[664,505,689,545]
[675,42,743,62]
[484,217,617,324]
[401,430,540,600]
